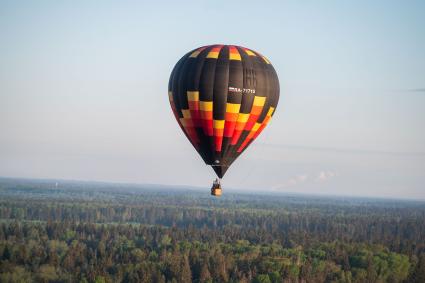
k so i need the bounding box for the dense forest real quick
[0,178,424,282]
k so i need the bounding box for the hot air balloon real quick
[168,45,279,196]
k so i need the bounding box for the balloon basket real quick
[211,179,222,197]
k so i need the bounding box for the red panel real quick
[214,128,224,152]
[244,115,259,130]
[224,121,236,137]
[225,112,238,121]
[214,136,223,152]
[202,119,213,136]
[229,46,238,54]
[224,112,238,138]
[231,129,243,145]
[188,101,199,110]
[251,105,263,115]
[190,112,201,127]
[237,131,256,152]
[210,45,222,53]
[200,110,213,136]
[200,110,213,120]
[238,116,272,152]
[252,117,270,140]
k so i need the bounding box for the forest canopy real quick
[0,178,424,283]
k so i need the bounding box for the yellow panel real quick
[187,91,199,101]
[206,51,219,59]
[189,50,201,58]
[168,91,173,101]
[262,56,271,64]
[253,96,266,106]
[226,103,241,113]
[200,101,213,111]
[182,109,191,119]
[252,122,261,132]
[229,53,241,60]
[267,107,275,116]
[236,113,250,123]
[213,120,225,129]
[244,49,256,56]
[179,118,187,127]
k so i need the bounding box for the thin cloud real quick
[315,171,337,182]
[257,143,425,157]
[272,174,308,190]
[272,170,337,190]
[408,88,425,93]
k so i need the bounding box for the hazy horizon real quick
[2,176,425,203]
[1,1,424,199]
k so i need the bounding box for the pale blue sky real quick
[1,0,424,199]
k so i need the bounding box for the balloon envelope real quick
[168,44,280,178]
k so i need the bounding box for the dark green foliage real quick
[0,178,424,282]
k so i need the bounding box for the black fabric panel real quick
[239,50,256,114]
[269,64,280,112]
[169,54,189,117]
[252,55,267,98]
[175,55,192,113]
[212,166,227,178]
[198,45,217,159]
[257,59,272,123]
[199,46,217,102]
[212,46,229,120]
[227,57,244,103]
[188,48,208,91]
